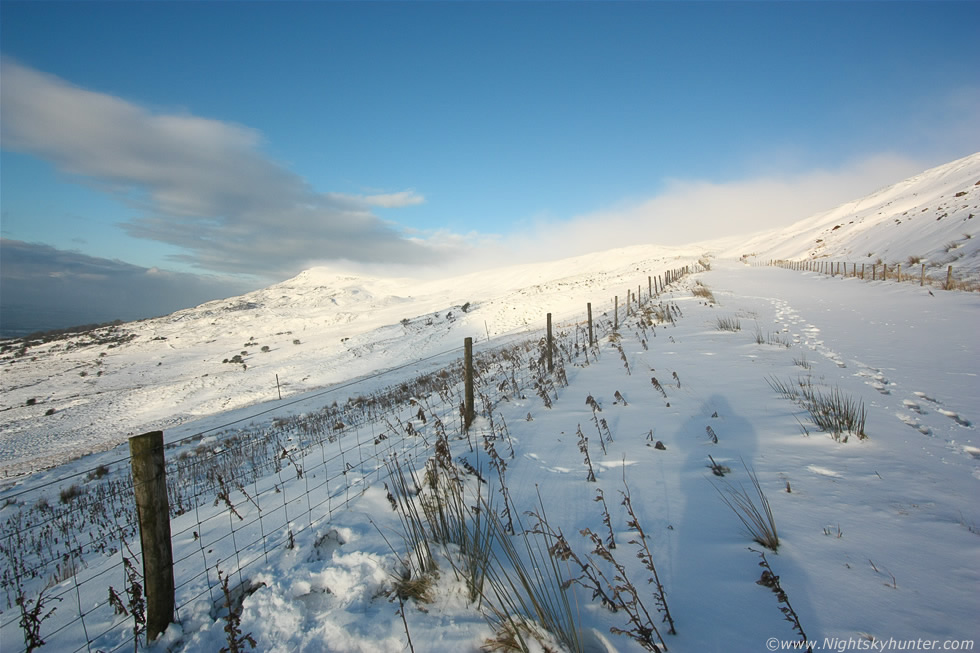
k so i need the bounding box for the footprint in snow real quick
[902,399,923,414]
[897,412,932,436]
[937,409,972,428]
[856,367,891,394]
[913,391,941,405]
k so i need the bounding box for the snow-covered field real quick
[1,154,979,652]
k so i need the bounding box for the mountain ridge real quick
[2,153,979,476]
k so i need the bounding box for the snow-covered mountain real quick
[0,244,705,476]
[713,151,980,278]
[1,154,979,653]
[2,153,978,478]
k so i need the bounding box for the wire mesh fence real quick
[1,261,700,652]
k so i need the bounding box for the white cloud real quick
[0,58,438,277]
[447,153,937,272]
[361,190,426,208]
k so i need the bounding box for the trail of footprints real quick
[767,298,975,465]
[770,298,846,367]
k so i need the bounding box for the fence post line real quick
[463,337,475,431]
[129,430,175,643]
[921,263,926,287]
[587,303,594,347]
[546,313,554,373]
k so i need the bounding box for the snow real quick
[1,155,979,652]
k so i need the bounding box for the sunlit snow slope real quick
[0,245,703,476]
[713,151,980,279]
[2,153,979,477]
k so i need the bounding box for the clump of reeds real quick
[716,316,741,332]
[766,376,867,441]
[713,460,779,551]
[691,281,716,304]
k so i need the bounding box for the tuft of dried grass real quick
[692,282,716,304]
[716,316,741,332]
[713,460,779,551]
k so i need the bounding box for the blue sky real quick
[1,1,978,334]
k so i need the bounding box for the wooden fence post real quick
[614,296,619,330]
[861,263,865,280]
[463,337,474,431]
[920,263,926,287]
[129,430,175,643]
[946,265,953,289]
[587,303,594,347]
[648,276,652,299]
[897,264,902,283]
[546,313,553,373]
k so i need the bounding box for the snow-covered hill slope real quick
[0,245,704,476]
[713,152,980,279]
[3,153,980,478]
[3,261,977,652]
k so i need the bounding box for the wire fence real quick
[765,258,978,291]
[0,261,702,652]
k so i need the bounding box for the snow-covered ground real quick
[2,260,978,652]
[0,245,704,478]
[1,154,979,652]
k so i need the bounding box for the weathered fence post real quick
[883,264,888,281]
[129,430,175,643]
[614,296,619,330]
[920,263,926,287]
[897,264,902,283]
[463,337,474,431]
[648,276,652,299]
[546,313,554,373]
[946,265,953,289]
[587,303,594,347]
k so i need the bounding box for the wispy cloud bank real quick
[0,58,438,277]
[458,152,935,269]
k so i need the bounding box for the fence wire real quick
[0,261,701,652]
